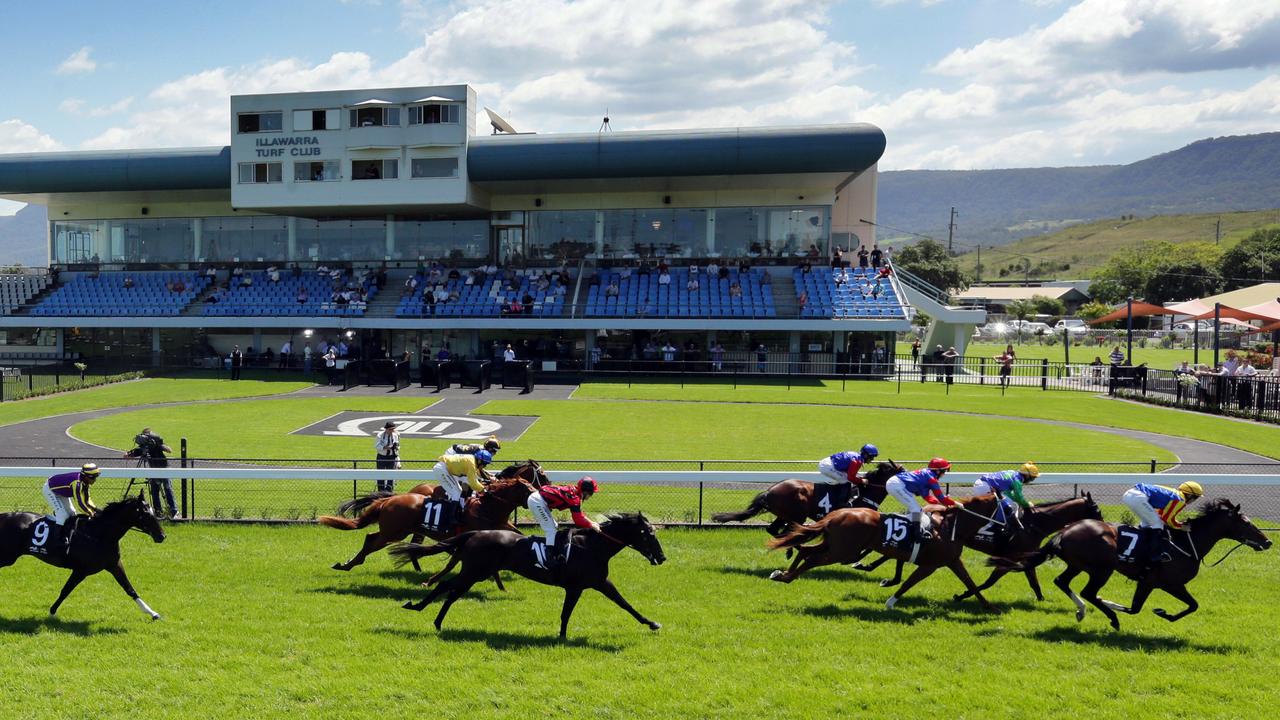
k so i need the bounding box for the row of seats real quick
[201,271,378,317]
[794,267,907,319]
[585,268,776,318]
[396,270,569,318]
[0,275,49,315]
[31,272,207,317]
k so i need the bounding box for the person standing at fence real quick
[279,339,292,369]
[503,344,516,363]
[910,339,920,367]
[942,346,959,385]
[1109,346,1125,367]
[756,344,768,373]
[996,349,1014,388]
[323,346,338,385]
[303,343,313,374]
[229,345,244,381]
[124,428,177,520]
[374,421,400,493]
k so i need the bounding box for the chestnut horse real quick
[991,498,1272,629]
[711,461,903,536]
[767,494,1005,612]
[318,463,544,573]
[856,494,1102,600]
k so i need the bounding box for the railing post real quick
[980,357,986,386]
[698,481,704,527]
[1040,358,1048,390]
[1150,459,1157,474]
[180,437,188,520]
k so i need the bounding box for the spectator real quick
[834,268,848,287]
[711,342,725,371]
[761,271,771,286]
[303,343,313,374]
[279,339,292,369]
[232,266,245,278]
[996,348,1014,388]
[204,265,218,278]
[536,274,551,292]
[374,421,401,493]
[504,344,517,362]
[338,339,349,358]
[857,246,869,269]
[877,265,892,279]
[1090,356,1105,385]
[1109,346,1125,367]
[929,344,945,383]
[658,270,672,286]
[749,241,763,258]
[911,339,921,366]
[268,266,280,283]
[884,246,894,263]
[688,263,700,277]
[830,246,843,268]
[807,244,821,258]
[323,346,338,385]
[229,345,244,381]
[729,282,742,298]
[705,261,720,278]
[662,342,677,362]
[799,259,812,275]
[297,287,308,304]
[738,259,750,274]
[434,285,450,304]
[554,282,567,297]
[605,281,620,298]
[123,276,135,289]
[1238,357,1259,408]
[870,245,883,269]
[240,274,253,288]
[943,346,960,385]
[798,290,809,310]
[1222,350,1241,376]
[756,343,768,373]
[437,346,452,362]
[718,265,730,280]
[620,265,634,280]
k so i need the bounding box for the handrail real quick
[890,262,950,305]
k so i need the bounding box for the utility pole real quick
[1215,217,1221,245]
[976,244,982,283]
[947,206,957,253]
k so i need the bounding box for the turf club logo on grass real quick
[323,415,502,439]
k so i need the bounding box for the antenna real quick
[599,108,612,133]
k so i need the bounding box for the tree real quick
[893,238,968,292]
[1077,300,1114,324]
[1005,299,1035,344]
[1089,243,1162,304]
[1030,294,1066,318]
[1143,242,1222,304]
[1219,227,1280,290]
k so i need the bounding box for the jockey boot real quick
[831,482,853,510]
[62,516,78,555]
[1145,528,1170,565]
[545,538,568,571]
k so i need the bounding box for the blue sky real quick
[3,0,1279,214]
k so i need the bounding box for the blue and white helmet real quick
[860,444,879,460]
[474,450,494,465]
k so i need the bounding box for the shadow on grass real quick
[372,625,623,651]
[713,565,882,583]
[1026,625,1244,654]
[796,595,1004,624]
[0,615,124,636]
[315,580,517,603]
[376,568,525,588]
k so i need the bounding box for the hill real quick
[0,203,46,267]
[953,208,1280,280]
[878,132,1280,248]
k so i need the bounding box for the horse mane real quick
[1031,497,1085,509]
[1193,497,1237,519]
[603,512,647,527]
[484,477,530,494]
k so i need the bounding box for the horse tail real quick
[389,533,474,567]
[988,534,1060,571]
[318,499,385,531]
[768,518,829,551]
[711,491,769,524]
[336,491,394,517]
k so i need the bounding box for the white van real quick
[1054,318,1088,335]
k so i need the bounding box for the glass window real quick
[602,208,708,260]
[352,159,397,180]
[293,109,336,131]
[528,211,596,261]
[767,207,828,257]
[409,158,459,178]
[238,162,282,184]
[237,112,282,133]
[350,106,400,128]
[52,220,105,263]
[408,104,459,125]
[297,218,387,262]
[202,216,288,262]
[294,161,340,182]
[393,219,489,262]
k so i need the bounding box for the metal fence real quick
[1116,369,1280,424]
[2,456,1278,525]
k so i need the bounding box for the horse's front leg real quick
[946,559,999,613]
[559,587,583,639]
[1152,583,1199,622]
[852,554,890,572]
[49,569,89,616]
[109,561,160,620]
[333,532,386,571]
[594,579,660,632]
[878,559,905,588]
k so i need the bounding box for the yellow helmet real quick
[1019,462,1040,480]
[1177,481,1203,499]
[80,463,101,477]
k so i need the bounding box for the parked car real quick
[1054,318,1089,335]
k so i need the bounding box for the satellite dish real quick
[485,107,518,135]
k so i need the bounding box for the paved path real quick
[0,382,1269,470]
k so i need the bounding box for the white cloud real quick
[88,97,135,117]
[0,119,64,154]
[58,98,86,113]
[56,46,97,75]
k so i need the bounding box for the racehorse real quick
[990,498,1272,629]
[318,463,543,573]
[711,461,903,536]
[391,512,666,639]
[767,494,1005,612]
[855,494,1102,600]
[0,494,166,619]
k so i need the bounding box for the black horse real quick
[391,512,666,638]
[0,495,166,619]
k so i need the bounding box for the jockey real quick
[1121,481,1203,564]
[814,444,879,511]
[449,435,501,458]
[885,458,957,544]
[973,462,1039,530]
[43,464,101,550]
[433,451,492,509]
[526,477,600,570]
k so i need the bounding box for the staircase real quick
[893,264,986,355]
[366,269,417,317]
[769,272,799,318]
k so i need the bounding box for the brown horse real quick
[767,494,1005,612]
[991,498,1272,629]
[857,494,1103,600]
[318,465,542,573]
[711,461,902,536]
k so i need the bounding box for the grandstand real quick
[0,274,49,314]
[0,83,985,367]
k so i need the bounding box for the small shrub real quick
[230,507,245,520]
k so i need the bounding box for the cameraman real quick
[373,421,400,493]
[124,427,178,519]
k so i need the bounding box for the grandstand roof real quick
[0,125,884,197]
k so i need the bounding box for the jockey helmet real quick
[1019,462,1040,480]
[80,463,101,477]
[928,457,951,472]
[860,444,879,460]
[577,477,599,496]
[474,450,493,466]
[484,435,501,453]
[1177,480,1203,499]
